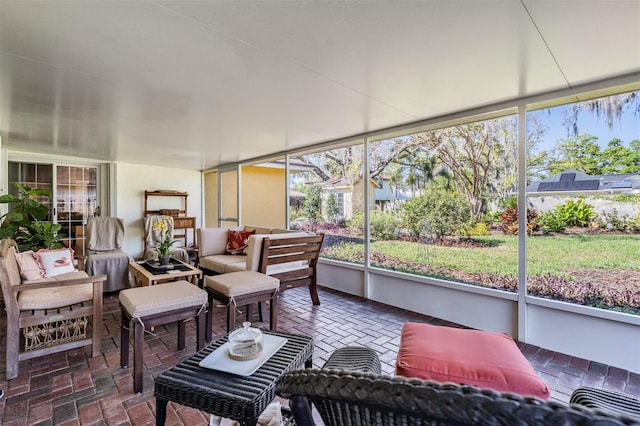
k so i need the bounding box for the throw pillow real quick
[15,250,44,281]
[395,322,550,399]
[224,229,256,255]
[35,248,76,278]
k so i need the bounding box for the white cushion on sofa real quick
[199,254,247,274]
[198,227,240,257]
[265,261,307,275]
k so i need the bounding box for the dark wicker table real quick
[154,330,313,426]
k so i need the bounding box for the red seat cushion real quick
[395,322,550,399]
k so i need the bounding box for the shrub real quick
[630,213,640,232]
[345,211,400,240]
[501,196,518,210]
[370,211,400,240]
[467,222,489,236]
[348,212,365,237]
[499,207,539,235]
[481,211,502,226]
[599,209,640,232]
[303,184,323,227]
[326,192,340,223]
[537,211,566,234]
[554,199,596,227]
[402,189,471,239]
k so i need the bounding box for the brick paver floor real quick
[1,285,638,425]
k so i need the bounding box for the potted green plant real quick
[0,183,63,251]
[153,217,177,265]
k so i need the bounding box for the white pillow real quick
[15,250,44,281]
[35,248,76,278]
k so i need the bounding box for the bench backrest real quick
[257,234,324,292]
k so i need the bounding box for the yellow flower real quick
[153,218,177,256]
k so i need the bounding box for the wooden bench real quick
[257,233,324,305]
[204,234,324,336]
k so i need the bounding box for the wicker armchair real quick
[277,368,640,425]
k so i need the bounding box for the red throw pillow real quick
[395,322,550,399]
[224,229,255,255]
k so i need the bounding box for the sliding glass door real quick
[8,161,101,256]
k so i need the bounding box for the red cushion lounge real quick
[395,322,550,399]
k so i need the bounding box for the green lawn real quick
[369,234,640,276]
[322,233,640,312]
[320,234,640,275]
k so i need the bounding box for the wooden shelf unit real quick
[144,191,195,247]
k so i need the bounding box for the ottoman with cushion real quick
[395,322,550,399]
[205,270,279,338]
[119,280,207,392]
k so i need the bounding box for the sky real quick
[535,102,640,151]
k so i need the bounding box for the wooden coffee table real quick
[129,259,202,287]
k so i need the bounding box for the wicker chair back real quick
[276,369,639,425]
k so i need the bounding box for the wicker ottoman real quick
[323,346,381,373]
[395,322,550,399]
[119,280,208,392]
[205,271,280,338]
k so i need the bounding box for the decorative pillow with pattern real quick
[224,229,256,255]
[35,248,76,278]
[15,250,44,281]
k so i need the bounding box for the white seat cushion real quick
[224,261,247,273]
[265,261,307,275]
[19,271,94,310]
[205,271,279,298]
[200,254,247,274]
[119,280,207,318]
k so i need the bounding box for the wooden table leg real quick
[120,310,130,368]
[134,320,144,393]
[178,320,185,351]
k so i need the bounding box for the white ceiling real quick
[1,1,639,171]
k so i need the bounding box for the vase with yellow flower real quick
[153,217,178,265]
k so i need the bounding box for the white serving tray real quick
[199,334,288,376]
